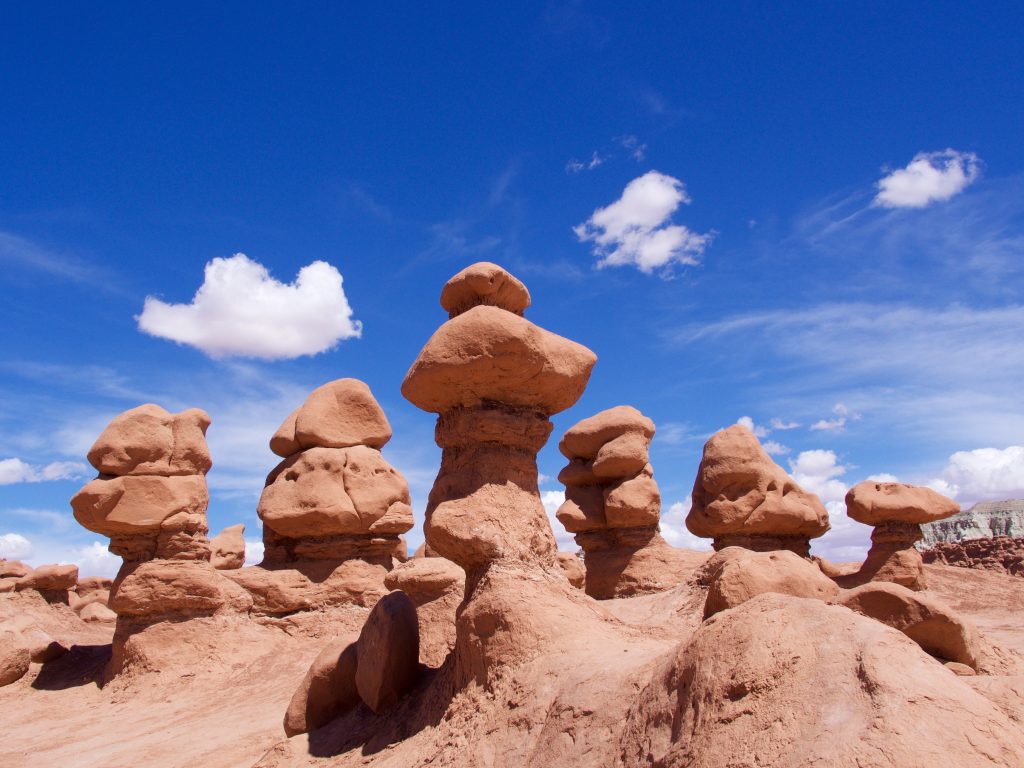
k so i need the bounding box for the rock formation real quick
[70,404,252,671]
[923,536,1024,576]
[919,499,1024,577]
[835,480,959,590]
[555,406,688,598]
[920,498,1024,546]
[14,564,78,604]
[697,547,839,618]
[210,524,246,570]
[839,581,984,670]
[383,556,464,666]
[402,261,597,686]
[686,424,830,556]
[402,262,595,576]
[226,378,413,616]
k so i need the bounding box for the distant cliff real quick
[919,499,1024,577]
[919,499,1024,547]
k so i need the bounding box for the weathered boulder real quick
[384,557,464,666]
[15,563,78,592]
[292,378,392,452]
[439,261,530,318]
[354,591,420,713]
[0,640,30,687]
[210,524,246,570]
[687,425,830,556]
[0,559,31,578]
[86,404,212,476]
[283,635,360,736]
[556,552,585,589]
[702,547,840,618]
[78,602,117,623]
[839,581,983,670]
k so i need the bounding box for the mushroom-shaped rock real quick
[402,306,595,416]
[835,481,960,591]
[839,581,983,670]
[355,591,420,713]
[701,547,840,618]
[210,524,246,570]
[283,634,360,736]
[687,424,830,556]
[0,560,32,579]
[87,404,212,476]
[439,261,530,318]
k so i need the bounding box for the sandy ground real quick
[2,559,1022,768]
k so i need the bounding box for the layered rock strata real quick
[555,406,686,598]
[836,481,959,591]
[923,536,1024,577]
[686,424,830,557]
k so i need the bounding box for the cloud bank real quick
[574,171,712,274]
[874,149,980,208]
[137,254,362,360]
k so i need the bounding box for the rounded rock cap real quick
[845,481,960,526]
[402,305,596,415]
[440,262,530,318]
[559,405,655,460]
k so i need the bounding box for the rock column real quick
[556,406,683,598]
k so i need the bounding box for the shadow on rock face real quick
[31,644,111,691]
[304,661,455,758]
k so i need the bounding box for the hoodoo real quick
[686,424,830,556]
[556,406,690,598]
[836,480,960,590]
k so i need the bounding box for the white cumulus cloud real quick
[75,542,120,578]
[244,539,265,566]
[662,500,712,551]
[929,446,1024,506]
[874,149,981,209]
[0,458,90,485]
[0,532,33,559]
[810,402,859,432]
[736,416,770,438]
[574,171,712,274]
[540,489,576,550]
[137,253,362,360]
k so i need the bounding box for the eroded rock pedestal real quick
[402,262,596,685]
[555,406,688,598]
[687,424,830,557]
[836,481,960,591]
[70,404,251,673]
[227,379,413,616]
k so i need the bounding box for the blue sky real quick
[2,2,1023,575]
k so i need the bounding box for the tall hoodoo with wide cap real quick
[402,261,597,575]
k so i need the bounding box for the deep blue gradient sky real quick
[3,3,1023,574]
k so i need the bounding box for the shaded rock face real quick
[555,406,686,598]
[383,557,464,667]
[283,635,360,737]
[402,264,596,575]
[259,379,412,568]
[687,425,830,557]
[835,481,960,591]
